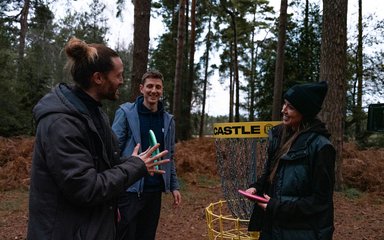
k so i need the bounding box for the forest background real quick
[1,0,384,191]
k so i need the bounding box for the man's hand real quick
[172,190,181,207]
[132,143,169,175]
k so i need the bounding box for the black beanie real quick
[284,81,328,118]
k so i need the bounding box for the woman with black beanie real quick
[246,81,336,240]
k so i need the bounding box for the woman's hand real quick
[246,187,256,194]
[132,143,169,175]
[257,194,270,210]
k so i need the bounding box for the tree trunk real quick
[18,0,30,76]
[355,0,363,139]
[249,10,257,121]
[173,0,186,141]
[272,0,288,120]
[130,0,151,101]
[181,0,196,140]
[319,0,348,191]
[224,8,240,122]
[232,17,240,122]
[199,35,209,137]
[302,0,311,81]
[199,2,212,138]
[229,43,234,122]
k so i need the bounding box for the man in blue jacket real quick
[112,70,181,240]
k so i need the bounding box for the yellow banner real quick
[213,121,281,138]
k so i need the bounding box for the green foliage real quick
[58,0,108,44]
[248,1,322,120]
[343,187,362,199]
[345,14,384,140]
[0,0,112,136]
[0,189,28,211]
[0,9,28,136]
[149,32,177,110]
[176,177,187,192]
[252,36,276,120]
[0,0,383,143]
[284,1,322,86]
[0,79,29,136]
[354,130,384,148]
[197,175,219,188]
[365,133,384,148]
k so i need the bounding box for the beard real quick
[102,83,120,101]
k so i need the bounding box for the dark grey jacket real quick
[27,83,147,240]
[249,121,336,240]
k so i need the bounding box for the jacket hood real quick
[307,118,331,139]
[33,83,88,125]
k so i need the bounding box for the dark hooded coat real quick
[27,83,147,240]
[248,121,336,240]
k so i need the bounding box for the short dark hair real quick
[141,70,163,84]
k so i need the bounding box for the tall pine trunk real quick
[229,42,234,122]
[272,0,288,120]
[18,0,30,77]
[355,0,363,139]
[199,4,212,138]
[249,9,257,121]
[225,9,240,122]
[173,0,186,141]
[319,0,348,191]
[182,0,196,140]
[130,0,150,101]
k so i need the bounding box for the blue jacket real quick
[112,96,180,193]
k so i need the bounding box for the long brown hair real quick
[269,120,312,183]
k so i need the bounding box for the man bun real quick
[64,37,98,63]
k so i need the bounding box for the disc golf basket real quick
[205,121,280,240]
[205,200,259,240]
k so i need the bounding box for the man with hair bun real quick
[27,37,169,240]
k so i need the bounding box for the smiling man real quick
[112,70,181,240]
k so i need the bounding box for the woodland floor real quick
[0,137,383,240]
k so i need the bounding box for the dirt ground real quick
[0,136,383,240]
